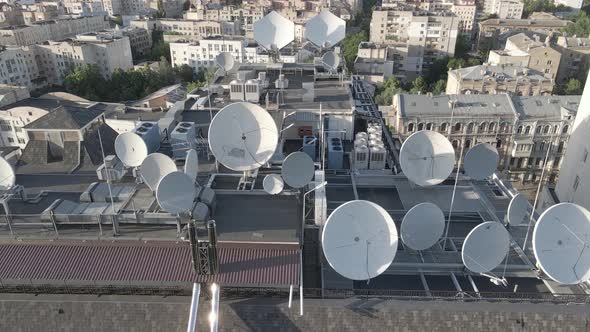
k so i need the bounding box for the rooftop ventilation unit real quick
[133,121,160,153]
[171,122,196,159]
[328,138,344,169]
[244,79,261,102]
[353,144,369,170]
[369,145,387,170]
[229,79,245,101]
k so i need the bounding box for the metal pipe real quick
[97,126,118,236]
[209,283,220,332]
[186,283,201,332]
[288,284,293,308]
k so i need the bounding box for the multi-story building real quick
[390,93,580,184]
[148,0,184,18]
[354,42,397,83]
[477,13,571,51]
[63,1,106,16]
[554,0,583,9]
[370,6,459,80]
[488,33,561,80]
[0,3,25,27]
[0,45,41,90]
[130,18,240,41]
[555,36,590,84]
[483,0,523,19]
[102,0,122,15]
[0,15,109,46]
[446,64,554,96]
[122,0,149,15]
[35,34,133,85]
[0,84,30,108]
[184,4,265,36]
[114,25,151,58]
[21,3,60,25]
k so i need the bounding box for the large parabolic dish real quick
[0,156,15,190]
[507,193,531,226]
[156,171,196,215]
[462,222,510,274]
[281,151,314,188]
[464,143,499,180]
[401,202,445,251]
[215,52,235,72]
[208,102,278,171]
[140,153,177,191]
[304,10,346,48]
[322,200,398,280]
[533,203,590,284]
[399,130,455,187]
[115,132,148,168]
[253,11,295,50]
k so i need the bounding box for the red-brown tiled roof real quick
[0,240,299,287]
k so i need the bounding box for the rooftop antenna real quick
[399,130,455,187]
[263,174,284,195]
[506,193,531,226]
[140,153,177,192]
[215,52,235,75]
[114,132,148,181]
[533,203,590,284]
[281,151,315,189]
[322,200,398,281]
[400,202,445,251]
[304,10,346,80]
[462,221,511,286]
[156,171,196,235]
[463,143,499,180]
[184,148,199,185]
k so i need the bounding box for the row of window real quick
[510,156,561,169]
[407,121,511,134]
[517,124,569,135]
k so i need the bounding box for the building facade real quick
[555,36,590,84]
[0,46,41,90]
[483,0,523,19]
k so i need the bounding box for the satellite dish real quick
[321,51,340,71]
[322,200,398,280]
[140,153,177,191]
[304,10,346,48]
[533,203,590,284]
[253,11,295,50]
[399,130,455,187]
[400,202,445,251]
[263,174,284,194]
[281,152,314,188]
[0,156,15,190]
[208,102,278,171]
[462,222,510,273]
[115,132,148,167]
[156,171,196,215]
[184,149,199,183]
[215,52,235,72]
[464,143,499,180]
[507,194,530,226]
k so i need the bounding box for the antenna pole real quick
[98,124,118,236]
[320,103,324,170]
[522,130,555,251]
[442,139,465,250]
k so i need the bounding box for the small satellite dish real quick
[253,11,295,50]
[156,171,196,215]
[208,102,278,171]
[399,130,455,187]
[115,132,148,167]
[304,10,346,48]
[464,143,499,180]
[215,52,235,72]
[140,153,177,191]
[462,222,510,274]
[0,156,15,190]
[507,194,530,226]
[321,51,340,71]
[281,152,314,188]
[400,202,445,250]
[263,174,284,194]
[184,149,199,183]
[533,203,590,284]
[322,200,398,280]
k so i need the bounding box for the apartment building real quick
[446,64,555,96]
[0,46,41,90]
[390,93,579,184]
[477,13,571,51]
[121,0,149,15]
[102,0,122,15]
[488,33,561,80]
[63,1,106,16]
[0,15,109,46]
[35,34,133,85]
[555,36,590,84]
[130,18,240,41]
[0,3,25,27]
[483,0,523,19]
[148,0,184,18]
[114,25,151,58]
[21,3,60,25]
[184,4,265,36]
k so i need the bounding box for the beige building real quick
[483,0,523,19]
[555,36,590,84]
[0,46,41,90]
[446,64,555,96]
[102,0,122,15]
[477,13,571,51]
[183,4,265,36]
[0,15,109,46]
[0,3,25,27]
[130,18,240,41]
[0,84,30,108]
[488,33,561,80]
[35,34,133,85]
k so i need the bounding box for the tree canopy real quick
[342,31,368,71]
[563,11,590,38]
[564,78,583,95]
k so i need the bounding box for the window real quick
[0,120,12,131]
[407,123,415,133]
[543,125,550,134]
[418,123,424,131]
[536,158,542,167]
[426,123,433,130]
[583,149,588,163]
[467,122,474,133]
[496,139,502,148]
[454,123,462,132]
[489,123,496,132]
[17,138,24,144]
[510,157,516,166]
[452,140,459,148]
[525,126,531,134]
[558,141,564,153]
[517,125,523,134]
[553,157,561,167]
[574,175,580,191]
[440,123,448,132]
[7,137,14,143]
[562,125,569,134]
[479,122,487,132]
[465,139,471,148]
[536,126,542,134]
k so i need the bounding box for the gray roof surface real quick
[0,97,86,111]
[397,94,517,117]
[511,95,580,119]
[449,65,547,81]
[25,105,104,130]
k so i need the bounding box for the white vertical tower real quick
[555,69,590,207]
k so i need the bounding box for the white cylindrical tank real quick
[354,138,367,147]
[355,132,368,140]
[369,145,387,170]
[369,133,382,141]
[368,139,383,147]
[353,144,369,170]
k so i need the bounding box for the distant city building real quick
[354,42,395,84]
[130,18,241,42]
[0,3,25,27]
[482,0,524,19]
[554,0,583,9]
[183,3,265,36]
[63,0,106,17]
[446,64,555,96]
[102,0,122,15]
[555,36,590,84]
[148,0,184,18]
[21,3,60,25]
[0,45,41,90]
[0,84,29,108]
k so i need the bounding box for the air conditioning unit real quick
[133,121,160,153]
[230,79,245,101]
[369,145,387,170]
[244,79,261,102]
[328,138,344,169]
[353,144,369,170]
[170,122,196,159]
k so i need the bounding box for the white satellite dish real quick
[184,149,199,183]
[399,130,455,187]
[464,143,499,180]
[400,202,445,251]
[0,156,15,190]
[507,193,530,226]
[321,51,340,71]
[115,132,148,168]
[322,200,398,280]
[281,152,314,188]
[304,10,346,48]
[533,203,590,284]
[215,52,235,72]
[253,11,295,50]
[156,171,196,215]
[462,222,510,274]
[140,153,177,191]
[263,174,284,195]
[208,102,278,171]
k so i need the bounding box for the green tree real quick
[432,80,447,95]
[454,35,471,59]
[564,78,583,95]
[466,58,482,66]
[187,81,205,92]
[410,77,428,94]
[447,58,466,70]
[342,31,368,71]
[63,65,106,100]
[563,12,590,38]
[176,64,194,82]
[112,16,123,26]
[426,57,450,84]
[150,41,170,62]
